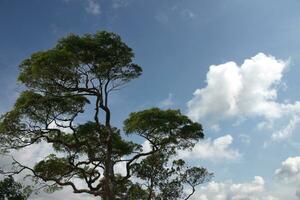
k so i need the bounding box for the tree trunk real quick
[103,105,115,200]
[103,129,115,200]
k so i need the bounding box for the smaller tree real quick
[0,176,31,200]
[123,108,213,199]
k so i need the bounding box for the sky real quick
[1,0,300,199]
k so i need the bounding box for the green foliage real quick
[0,176,31,200]
[51,122,141,160]
[18,31,142,94]
[114,176,149,200]
[34,154,72,180]
[15,91,89,123]
[124,108,204,150]
[0,110,23,137]
[132,153,212,200]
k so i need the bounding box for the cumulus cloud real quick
[192,176,278,200]
[187,53,288,122]
[187,53,300,141]
[274,157,300,199]
[178,135,241,161]
[275,156,300,182]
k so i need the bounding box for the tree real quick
[0,176,31,200]
[0,31,212,200]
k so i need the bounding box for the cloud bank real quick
[187,53,300,141]
[192,176,277,200]
[275,156,300,182]
[275,156,300,199]
[187,53,288,122]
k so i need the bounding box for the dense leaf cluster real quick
[0,176,31,200]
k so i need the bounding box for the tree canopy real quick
[0,31,212,200]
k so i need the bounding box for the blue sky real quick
[2,0,300,199]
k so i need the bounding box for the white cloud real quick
[159,93,175,108]
[114,161,127,176]
[141,140,152,153]
[178,135,241,161]
[274,157,300,199]
[48,120,74,134]
[85,0,101,15]
[187,53,288,123]
[187,53,300,141]
[272,115,300,141]
[275,156,300,182]
[1,143,100,200]
[0,143,53,174]
[14,143,53,167]
[191,176,278,200]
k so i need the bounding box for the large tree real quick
[0,31,212,200]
